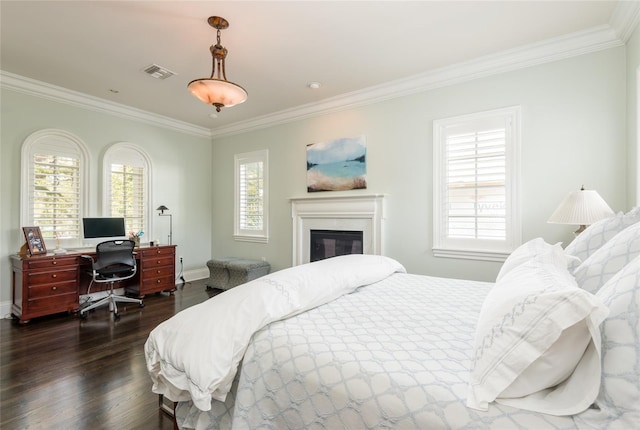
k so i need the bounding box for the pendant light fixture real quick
[188,16,248,112]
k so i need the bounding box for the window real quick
[234,150,269,242]
[103,143,152,237]
[433,106,521,261]
[21,129,89,246]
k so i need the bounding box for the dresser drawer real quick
[28,280,77,300]
[26,267,77,285]
[136,274,175,296]
[139,247,175,258]
[27,292,77,313]
[142,265,174,280]
[26,256,78,270]
[143,255,174,269]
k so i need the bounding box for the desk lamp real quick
[548,186,614,235]
[156,205,173,245]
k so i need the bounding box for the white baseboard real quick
[1,300,12,320]
[183,267,208,283]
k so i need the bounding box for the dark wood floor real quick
[0,279,221,430]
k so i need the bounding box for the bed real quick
[145,210,640,430]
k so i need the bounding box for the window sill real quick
[432,247,509,262]
[234,234,269,244]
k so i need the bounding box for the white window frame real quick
[234,149,269,243]
[21,129,89,248]
[433,106,521,261]
[102,142,153,240]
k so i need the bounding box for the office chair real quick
[80,240,144,319]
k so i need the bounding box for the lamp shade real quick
[548,188,614,226]
[187,78,248,109]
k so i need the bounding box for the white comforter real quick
[144,254,406,411]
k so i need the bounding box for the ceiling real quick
[0,1,631,135]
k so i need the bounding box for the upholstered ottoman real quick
[206,257,270,290]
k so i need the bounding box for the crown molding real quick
[0,71,212,138]
[211,23,624,138]
[2,3,636,142]
[610,0,640,42]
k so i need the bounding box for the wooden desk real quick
[10,245,176,324]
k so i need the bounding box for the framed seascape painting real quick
[306,135,367,192]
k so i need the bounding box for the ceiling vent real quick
[142,64,176,80]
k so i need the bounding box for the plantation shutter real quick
[29,139,83,240]
[239,160,264,231]
[235,150,269,242]
[445,122,506,241]
[104,144,148,237]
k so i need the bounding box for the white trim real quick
[433,106,521,260]
[290,194,385,266]
[637,65,640,207]
[234,150,269,242]
[610,0,640,43]
[20,128,90,247]
[2,9,636,140]
[210,24,624,138]
[0,71,211,138]
[102,142,154,239]
[432,248,509,262]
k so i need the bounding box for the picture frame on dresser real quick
[22,226,47,255]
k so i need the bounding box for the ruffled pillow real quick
[496,237,578,282]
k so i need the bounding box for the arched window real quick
[21,129,89,245]
[103,143,152,239]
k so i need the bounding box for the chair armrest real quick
[80,255,94,263]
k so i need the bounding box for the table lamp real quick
[548,186,614,235]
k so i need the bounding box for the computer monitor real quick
[82,217,127,245]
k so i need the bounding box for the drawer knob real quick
[157,279,161,284]
[51,286,57,291]
[157,260,161,264]
[52,274,57,278]
[157,250,161,254]
[157,270,161,274]
[52,261,57,265]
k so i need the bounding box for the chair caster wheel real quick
[80,313,87,320]
[139,302,145,308]
[114,313,120,319]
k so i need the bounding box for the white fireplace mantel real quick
[290,194,386,266]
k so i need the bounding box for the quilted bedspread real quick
[145,255,406,411]
[176,273,580,429]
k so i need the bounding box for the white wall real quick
[0,89,213,314]
[627,22,640,205]
[211,47,627,282]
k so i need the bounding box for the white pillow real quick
[467,259,609,415]
[574,256,640,428]
[496,238,578,282]
[573,222,640,294]
[565,207,640,272]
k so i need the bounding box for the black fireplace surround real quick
[310,229,363,262]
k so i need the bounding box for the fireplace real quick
[310,229,364,262]
[290,194,385,265]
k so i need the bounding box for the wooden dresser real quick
[11,254,79,324]
[11,245,176,324]
[136,246,176,296]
